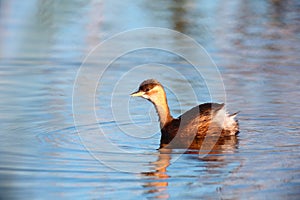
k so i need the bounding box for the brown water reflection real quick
[142,136,238,198]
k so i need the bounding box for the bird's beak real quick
[130,90,144,97]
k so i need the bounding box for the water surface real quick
[0,0,300,199]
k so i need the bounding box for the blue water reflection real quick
[0,0,299,199]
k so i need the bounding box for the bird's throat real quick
[152,96,173,128]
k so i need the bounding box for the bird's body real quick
[131,79,239,149]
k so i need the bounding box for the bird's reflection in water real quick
[142,148,172,199]
[141,136,238,199]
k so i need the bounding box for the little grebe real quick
[131,79,239,148]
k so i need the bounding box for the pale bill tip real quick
[130,91,144,97]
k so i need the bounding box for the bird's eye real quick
[145,88,150,92]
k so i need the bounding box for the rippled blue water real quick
[1,0,300,199]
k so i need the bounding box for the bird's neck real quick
[151,93,173,128]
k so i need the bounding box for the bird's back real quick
[160,103,239,148]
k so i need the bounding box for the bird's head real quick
[130,79,166,103]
